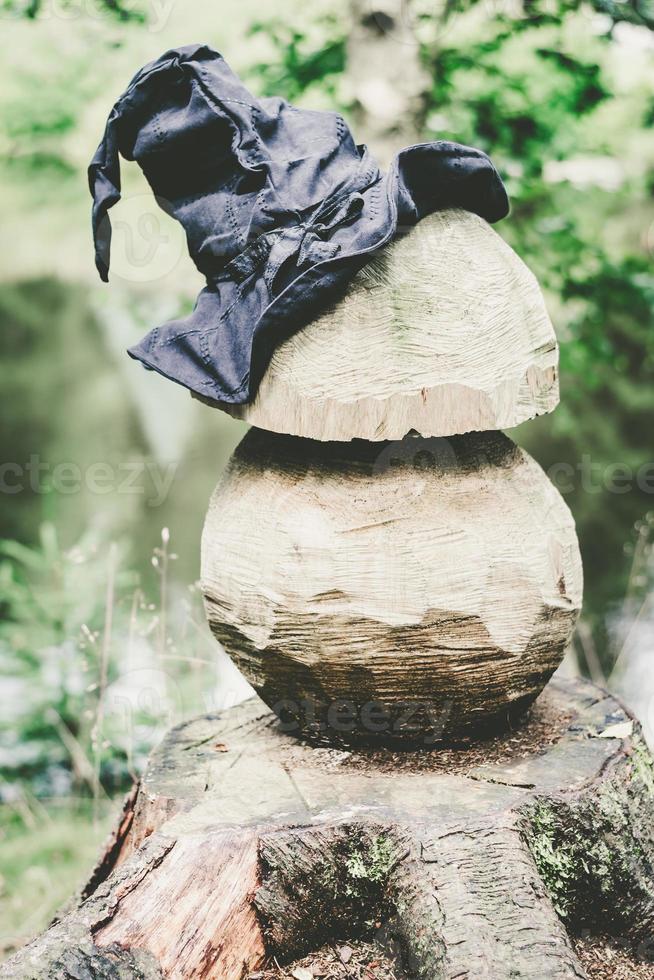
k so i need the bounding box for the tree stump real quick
[4,677,654,979]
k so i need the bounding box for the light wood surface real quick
[218,209,559,441]
[201,428,582,742]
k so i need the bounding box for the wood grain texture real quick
[201,428,583,743]
[4,679,654,979]
[216,209,559,441]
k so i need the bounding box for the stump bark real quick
[4,676,654,980]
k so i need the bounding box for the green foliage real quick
[2,52,103,179]
[0,0,145,23]
[0,280,148,564]
[445,0,654,30]
[0,523,132,798]
[0,799,115,953]
[429,28,610,172]
[0,522,218,802]
[247,16,346,101]
[527,801,585,919]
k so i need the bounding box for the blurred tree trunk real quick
[346,0,430,164]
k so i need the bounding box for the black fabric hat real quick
[89,44,509,404]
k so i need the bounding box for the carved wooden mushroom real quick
[201,208,579,743]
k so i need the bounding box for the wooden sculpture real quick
[202,206,581,742]
[5,208,654,980]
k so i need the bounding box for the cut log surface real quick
[202,428,583,742]
[215,209,559,441]
[4,677,654,979]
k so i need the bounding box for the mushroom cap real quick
[219,208,559,441]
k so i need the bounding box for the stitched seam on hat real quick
[152,111,165,145]
[216,173,243,249]
[256,189,266,222]
[221,280,251,321]
[214,275,256,324]
[198,370,249,397]
[198,330,213,367]
[225,195,245,250]
[369,182,380,217]
[157,329,201,347]
[219,96,257,109]
[221,373,249,396]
